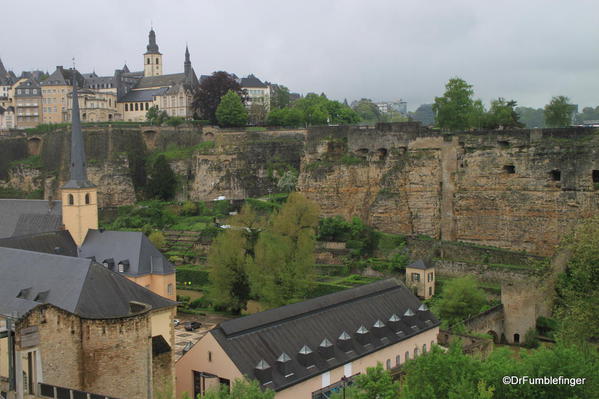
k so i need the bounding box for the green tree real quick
[410,104,435,126]
[433,77,477,131]
[483,98,524,129]
[270,84,291,109]
[203,379,275,399]
[352,98,381,122]
[207,205,260,314]
[192,71,247,124]
[146,155,177,200]
[544,95,575,127]
[516,106,545,128]
[330,363,399,399]
[146,105,168,125]
[554,214,599,345]
[276,170,298,192]
[248,193,319,307]
[435,276,486,325]
[216,90,248,127]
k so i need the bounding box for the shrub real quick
[523,327,540,348]
[181,201,199,216]
[148,231,166,249]
[176,266,210,287]
[189,297,213,309]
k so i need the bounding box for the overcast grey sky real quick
[2,0,598,110]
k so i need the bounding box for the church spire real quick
[62,78,94,189]
[146,28,160,54]
[184,45,191,76]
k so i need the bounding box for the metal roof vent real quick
[297,345,314,367]
[356,325,370,345]
[411,325,419,332]
[372,320,386,337]
[418,304,429,312]
[425,320,433,327]
[255,360,272,384]
[388,314,401,331]
[276,353,293,376]
[319,338,335,360]
[337,331,352,352]
[404,308,415,317]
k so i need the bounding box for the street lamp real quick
[341,376,348,399]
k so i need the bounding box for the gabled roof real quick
[119,87,168,102]
[41,66,85,87]
[0,230,77,257]
[0,247,176,320]
[241,74,268,88]
[0,199,62,239]
[79,229,174,276]
[135,73,187,89]
[210,279,439,392]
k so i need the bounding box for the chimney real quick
[254,360,272,384]
[276,353,293,376]
[318,338,335,360]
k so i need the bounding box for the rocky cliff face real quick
[2,123,598,255]
[298,124,599,256]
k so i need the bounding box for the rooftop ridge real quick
[220,279,401,337]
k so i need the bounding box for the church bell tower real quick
[61,78,98,247]
[144,28,163,77]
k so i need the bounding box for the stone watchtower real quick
[61,79,98,247]
[405,259,436,299]
[144,28,163,77]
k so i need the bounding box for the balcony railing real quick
[38,383,120,399]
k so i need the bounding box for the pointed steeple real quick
[184,45,191,76]
[62,79,94,189]
[122,63,130,73]
[145,28,160,54]
[0,57,7,77]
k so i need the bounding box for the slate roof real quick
[14,78,41,97]
[41,66,85,87]
[0,247,176,320]
[0,199,62,238]
[210,279,439,392]
[79,229,174,276]
[406,259,433,270]
[241,74,268,88]
[135,73,187,89]
[120,87,168,102]
[0,230,77,257]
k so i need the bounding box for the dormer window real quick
[118,260,129,273]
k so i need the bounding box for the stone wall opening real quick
[497,140,510,148]
[592,170,599,185]
[27,137,42,156]
[503,165,515,174]
[549,170,561,181]
[376,148,388,160]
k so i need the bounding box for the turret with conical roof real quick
[61,78,98,247]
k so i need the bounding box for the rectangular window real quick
[321,372,330,388]
[343,363,352,377]
[412,273,420,282]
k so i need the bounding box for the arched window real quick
[147,58,151,64]
[423,344,427,354]
[386,359,391,370]
[156,57,159,64]
[167,284,173,296]
[414,347,419,358]
[68,194,74,205]
[514,333,520,344]
[85,193,90,204]
[396,355,400,366]
[135,103,139,111]
[405,351,409,361]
